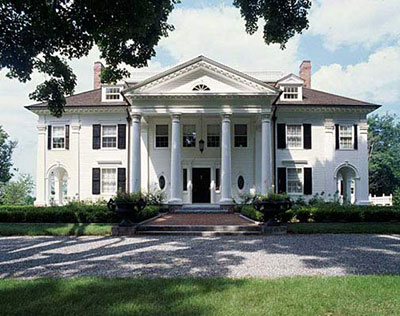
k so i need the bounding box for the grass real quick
[288,222,400,234]
[0,223,113,236]
[0,276,399,315]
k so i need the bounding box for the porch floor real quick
[144,213,257,226]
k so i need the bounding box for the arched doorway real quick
[48,166,69,205]
[335,164,359,204]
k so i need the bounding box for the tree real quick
[368,113,400,195]
[0,126,17,183]
[0,174,35,205]
[0,0,311,117]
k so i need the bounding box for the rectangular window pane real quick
[283,86,299,99]
[207,124,220,147]
[105,87,121,100]
[102,125,117,148]
[287,125,302,148]
[101,168,116,194]
[215,168,220,191]
[52,126,65,149]
[183,168,187,191]
[183,124,196,147]
[155,125,169,148]
[339,125,353,149]
[287,168,303,194]
[234,124,247,147]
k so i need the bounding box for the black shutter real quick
[65,125,70,150]
[277,168,287,193]
[93,124,101,149]
[48,125,52,150]
[303,124,312,149]
[92,168,101,195]
[277,124,286,149]
[354,124,358,150]
[117,168,126,193]
[335,124,340,150]
[304,167,312,195]
[118,124,126,149]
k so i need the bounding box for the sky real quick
[0,0,399,186]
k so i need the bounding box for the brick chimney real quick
[93,61,104,89]
[299,60,311,88]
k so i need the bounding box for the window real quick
[155,125,169,148]
[283,86,299,100]
[237,175,245,190]
[159,175,166,190]
[234,124,247,147]
[339,125,353,149]
[183,125,196,147]
[183,169,188,191]
[287,125,302,148]
[52,126,65,149]
[287,168,303,194]
[207,124,220,147]
[215,168,220,191]
[101,168,116,194]
[193,84,210,91]
[104,87,122,101]
[102,125,117,148]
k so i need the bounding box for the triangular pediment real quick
[277,73,304,86]
[124,56,279,95]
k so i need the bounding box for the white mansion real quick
[27,56,379,207]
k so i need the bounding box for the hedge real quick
[0,205,159,224]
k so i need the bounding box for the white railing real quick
[369,194,393,206]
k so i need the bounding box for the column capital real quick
[221,113,232,121]
[261,113,272,121]
[37,125,47,134]
[171,113,182,121]
[131,113,142,121]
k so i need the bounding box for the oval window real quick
[159,175,166,190]
[237,176,245,190]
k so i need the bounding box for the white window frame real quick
[154,124,169,149]
[287,167,303,195]
[339,125,354,150]
[101,125,117,149]
[206,124,220,148]
[280,85,302,101]
[52,125,65,150]
[183,124,197,148]
[101,168,117,195]
[234,124,248,148]
[102,86,123,102]
[286,124,303,149]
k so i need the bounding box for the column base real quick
[356,200,371,205]
[168,198,183,206]
[219,198,233,205]
[34,200,46,207]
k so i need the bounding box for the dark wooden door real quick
[192,168,211,203]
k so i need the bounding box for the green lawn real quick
[288,222,400,234]
[0,276,399,315]
[0,223,113,236]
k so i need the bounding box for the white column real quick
[261,114,272,195]
[131,114,141,193]
[34,124,47,206]
[210,166,216,204]
[220,113,233,205]
[169,113,183,205]
[188,166,193,204]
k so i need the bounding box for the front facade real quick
[27,56,379,207]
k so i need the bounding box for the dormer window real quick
[283,86,299,100]
[193,84,210,91]
[102,86,122,101]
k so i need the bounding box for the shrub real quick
[295,207,312,223]
[276,209,295,223]
[241,205,264,222]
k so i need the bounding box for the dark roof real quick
[26,88,128,110]
[276,87,380,108]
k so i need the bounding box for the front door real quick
[192,168,211,203]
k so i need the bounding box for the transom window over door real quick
[102,125,117,148]
[52,126,65,149]
[183,125,196,147]
[155,125,169,148]
[101,168,116,194]
[287,125,302,148]
[287,168,303,194]
[234,124,247,147]
[339,125,353,149]
[207,124,220,147]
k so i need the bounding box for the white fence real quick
[369,194,393,206]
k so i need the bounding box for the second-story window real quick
[52,126,65,149]
[234,124,247,147]
[102,125,117,148]
[287,125,302,148]
[155,125,169,148]
[207,124,220,147]
[339,125,353,149]
[183,125,196,147]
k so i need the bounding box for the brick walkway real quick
[145,213,257,226]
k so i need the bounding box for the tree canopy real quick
[0,126,17,183]
[0,0,311,117]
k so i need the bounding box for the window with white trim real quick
[102,125,117,148]
[287,168,303,194]
[52,126,65,149]
[287,125,302,148]
[207,124,220,147]
[104,87,122,101]
[339,125,353,149]
[101,168,117,194]
[155,125,169,148]
[234,124,247,147]
[283,86,299,100]
[183,124,196,147]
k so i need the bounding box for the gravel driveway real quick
[0,234,399,279]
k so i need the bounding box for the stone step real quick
[176,204,229,214]
[135,230,262,236]
[137,225,261,232]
